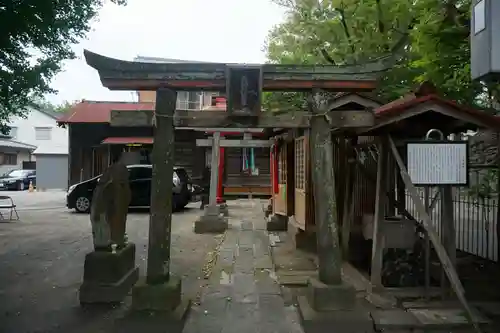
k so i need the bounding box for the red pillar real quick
[216,138,225,204]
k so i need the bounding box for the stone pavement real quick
[182,199,304,333]
[0,204,220,333]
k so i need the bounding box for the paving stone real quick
[254,270,281,295]
[234,247,254,273]
[183,306,225,333]
[202,284,232,301]
[222,302,259,333]
[241,221,254,231]
[371,309,421,330]
[254,255,273,270]
[232,273,257,303]
[217,248,235,268]
[239,231,255,249]
[409,308,490,328]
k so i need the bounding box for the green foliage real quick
[35,99,75,113]
[265,0,490,109]
[0,0,126,131]
[468,169,498,200]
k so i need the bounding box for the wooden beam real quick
[370,137,389,290]
[341,139,356,258]
[110,109,374,129]
[309,91,342,285]
[196,138,272,148]
[146,88,175,284]
[387,135,480,333]
[440,185,455,294]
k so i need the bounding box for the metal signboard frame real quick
[406,140,469,186]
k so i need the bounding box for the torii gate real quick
[83,49,391,312]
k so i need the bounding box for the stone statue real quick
[89,161,131,251]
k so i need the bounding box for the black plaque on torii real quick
[226,65,262,119]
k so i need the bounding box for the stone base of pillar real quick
[131,276,186,312]
[294,230,317,253]
[296,277,371,332]
[79,243,139,305]
[266,214,288,232]
[306,277,356,311]
[193,205,228,234]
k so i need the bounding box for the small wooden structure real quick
[270,92,382,233]
[269,81,500,329]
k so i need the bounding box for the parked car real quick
[66,164,192,213]
[0,169,36,191]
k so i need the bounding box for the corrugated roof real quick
[0,138,37,150]
[101,137,153,145]
[33,145,68,155]
[57,100,155,124]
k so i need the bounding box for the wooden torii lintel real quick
[109,109,375,129]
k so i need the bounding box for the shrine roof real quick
[101,137,153,145]
[374,94,499,126]
[57,100,154,124]
[359,92,500,136]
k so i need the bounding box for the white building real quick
[6,107,69,189]
[8,107,68,157]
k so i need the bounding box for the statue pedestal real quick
[79,243,139,305]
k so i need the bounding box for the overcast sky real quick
[46,0,286,104]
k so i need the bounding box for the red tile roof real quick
[57,100,155,124]
[101,137,153,144]
[374,94,500,128]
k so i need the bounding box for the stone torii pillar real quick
[131,88,186,312]
[194,131,229,234]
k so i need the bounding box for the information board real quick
[406,141,468,186]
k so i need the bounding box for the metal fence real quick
[405,166,499,262]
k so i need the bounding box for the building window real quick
[8,127,18,139]
[177,91,202,110]
[35,127,52,140]
[1,153,17,165]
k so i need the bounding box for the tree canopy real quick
[0,0,126,131]
[265,0,491,110]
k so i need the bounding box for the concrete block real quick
[297,296,374,333]
[194,208,228,234]
[409,308,490,330]
[79,243,139,304]
[131,276,183,312]
[266,214,288,232]
[371,309,421,331]
[306,277,356,311]
[113,299,191,333]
